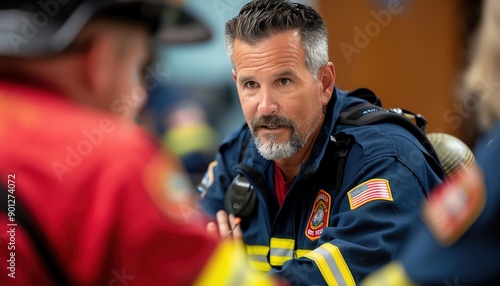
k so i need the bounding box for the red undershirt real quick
[274,162,294,207]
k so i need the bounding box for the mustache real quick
[251,115,295,131]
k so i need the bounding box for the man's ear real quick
[232,69,237,83]
[319,62,335,105]
[83,33,115,94]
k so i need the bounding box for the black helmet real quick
[0,0,212,57]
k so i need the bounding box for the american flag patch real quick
[347,179,393,210]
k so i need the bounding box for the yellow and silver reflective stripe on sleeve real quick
[295,249,311,258]
[246,245,272,272]
[269,237,295,266]
[303,242,355,286]
[194,240,276,286]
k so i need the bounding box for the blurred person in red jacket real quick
[0,1,281,285]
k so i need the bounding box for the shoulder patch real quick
[198,161,217,198]
[423,166,486,246]
[305,190,331,240]
[143,151,197,225]
[347,179,393,210]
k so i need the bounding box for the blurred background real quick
[140,0,484,184]
[322,0,482,146]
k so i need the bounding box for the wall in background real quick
[320,0,467,141]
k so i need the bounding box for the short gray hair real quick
[225,0,329,79]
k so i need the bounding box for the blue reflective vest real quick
[199,87,443,285]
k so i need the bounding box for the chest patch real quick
[305,190,331,240]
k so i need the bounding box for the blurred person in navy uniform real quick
[362,0,500,284]
[197,0,444,285]
[0,1,283,285]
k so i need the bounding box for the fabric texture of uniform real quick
[199,87,443,285]
[0,81,271,285]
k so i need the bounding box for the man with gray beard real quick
[198,1,443,285]
[251,114,310,160]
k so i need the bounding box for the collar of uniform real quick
[300,86,347,178]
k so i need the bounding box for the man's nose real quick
[257,87,278,116]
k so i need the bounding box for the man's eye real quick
[278,78,291,86]
[245,81,258,89]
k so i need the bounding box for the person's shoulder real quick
[338,122,420,155]
[54,102,160,161]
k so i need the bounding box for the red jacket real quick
[0,82,270,285]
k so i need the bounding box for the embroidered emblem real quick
[423,166,486,246]
[305,190,331,240]
[143,151,197,224]
[347,179,392,210]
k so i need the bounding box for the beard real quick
[251,115,310,160]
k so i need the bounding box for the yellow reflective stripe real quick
[194,241,277,286]
[246,245,270,256]
[270,238,295,266]
[271,238,295,249]
[246,245,272,272]
[296,249,311,258]
[248,261,272,273]
[361,262,417,286]
[270,255,290,267]
[304,243,355,286]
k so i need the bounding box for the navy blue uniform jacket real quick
[199,87,443,285]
